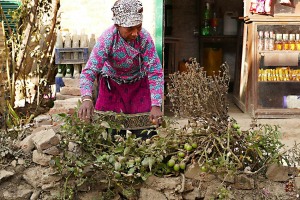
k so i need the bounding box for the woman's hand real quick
[78,97,94,122]
[149,106,163,127]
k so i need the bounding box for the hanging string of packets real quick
[258,68,300,81]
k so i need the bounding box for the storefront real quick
[233,0,300,118]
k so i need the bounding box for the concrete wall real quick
[59,0,157,42]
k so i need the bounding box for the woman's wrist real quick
[81,96,93,103]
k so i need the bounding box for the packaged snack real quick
[265,0,273,15]
[256,0,266,14]
[250,0,258,13]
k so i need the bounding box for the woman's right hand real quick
[78,98,94,121]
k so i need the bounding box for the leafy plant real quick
[52,59,291,199]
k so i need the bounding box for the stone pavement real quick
[227,96,300,151]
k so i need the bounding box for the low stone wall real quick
[0,116,300,200]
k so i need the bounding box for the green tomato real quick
[191,143,198,149]
[237,128,242,135]
[102,154,108,160]
[167,159,175,167]
[178,152,185,158]
[210,166,217,173]
[173,164,180,172]
[185,144,193,151]
[232,123,240,129]
[200,166,208,172]
[179,162,186,170]
[184,143,189,150]
[146,139,151,144]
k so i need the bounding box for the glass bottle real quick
[282,34,289,50]
[269,31,275,51]
[296,34,300,50]
[257,31,264,51]
[201,2,211,36]
[289,34,296,51]
[275,34,283,50]
[211,10,218,35]
[264,31,269,51]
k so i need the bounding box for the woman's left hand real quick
[150,106,163,127]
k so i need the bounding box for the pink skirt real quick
[95,76,151,114]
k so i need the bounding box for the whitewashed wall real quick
[59,0,156,42]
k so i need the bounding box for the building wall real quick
[59,0,158,44]
[171,0,200,61]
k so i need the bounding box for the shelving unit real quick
[55,48,89,65]
[235,20,300,118]
[198,0,243,86]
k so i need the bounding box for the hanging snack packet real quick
[250,0,258,13]
[265,0,273,15]
[256,0,266,14]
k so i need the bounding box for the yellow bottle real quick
[275,34,283,50]
[289,34,296,50]
[296,34,300,50]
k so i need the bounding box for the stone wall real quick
[0,116,300,200]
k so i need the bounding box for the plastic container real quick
[223,11,238,35]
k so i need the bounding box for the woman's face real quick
[117,23,142,42]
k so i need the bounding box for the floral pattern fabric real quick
[80,25,164,107]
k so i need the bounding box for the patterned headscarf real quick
[111,0,143,27]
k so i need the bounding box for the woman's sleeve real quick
[80,33,110,98]
[142,33,164,107]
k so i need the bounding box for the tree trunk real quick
[16,0,39,75]
[45,0,61,83]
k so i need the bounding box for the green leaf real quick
[76,161,84,167]
[124,147,131,156]
[102,131,108,140]
[128,167,135,175]
[114,146,124,154]
[101,121,111,128]
[148,157,155,171]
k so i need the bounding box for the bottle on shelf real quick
[211,9,218,35]
[269,31,275,51]
[275,33,283,50]
[201,2,211,36]
[296,34,300,50]
[257,31,264,51]
[282,33,289,50]
[289,34,296,51]
[264,31,270,51]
